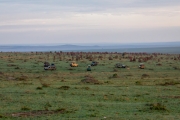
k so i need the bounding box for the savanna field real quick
[0,51,180,120]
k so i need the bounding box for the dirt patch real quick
[81,75,100,84]
[6,109,66,117]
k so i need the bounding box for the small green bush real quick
[147,103,167,111]
[21,106,31,111]
[36,86,43,90]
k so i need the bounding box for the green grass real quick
[0,52,180,119]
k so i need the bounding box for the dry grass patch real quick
[7,109,66,118]
[16,76,28,81]
[81,75,101,84]
[40,81,51,87]
[141,74,150,79]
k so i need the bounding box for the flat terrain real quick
[0,52,180,120]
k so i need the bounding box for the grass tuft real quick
[147,103,167,111]
[21,106,31,111]
[58,86,70,90]
[41,82,51,87]
[135,81,142,85]
[36,86,43,90]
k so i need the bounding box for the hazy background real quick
[0,0,180,45]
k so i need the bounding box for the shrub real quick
[109,73,119,79]
[113,73,118,78]
[58,86,70,90]
[21,106,31,111]
[15,67,20,69]
[135,81,142,85]
[56,108,66,112]
[36,86,43,90]
[147,103,167,111]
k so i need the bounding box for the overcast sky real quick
[0,0,180,45]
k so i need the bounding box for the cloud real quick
[1,9,180,32]
[1,26,180,44]
[0,0,180,44]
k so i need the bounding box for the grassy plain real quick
[0,52,180,120]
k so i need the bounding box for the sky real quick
[0,0,180,45]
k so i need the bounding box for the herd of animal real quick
[41,51,180,71]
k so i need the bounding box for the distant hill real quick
[0,42,180,53]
